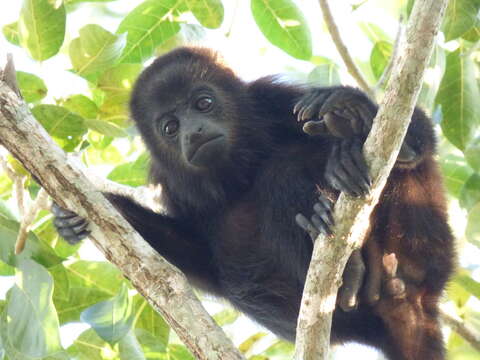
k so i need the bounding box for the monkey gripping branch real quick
[0,63,245,360]
[294,0,449,359]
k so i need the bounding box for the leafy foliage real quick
[1,0,480,359]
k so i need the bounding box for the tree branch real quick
[440,309,480,352]
[294,0,449,358]
[0,61,244,360]
[318,0,375,99]
[374,16,404,92]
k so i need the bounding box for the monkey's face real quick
[132,78,233,170]
[156,85,229,168]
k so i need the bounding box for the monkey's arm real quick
[53,193,219,292]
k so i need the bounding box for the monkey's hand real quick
[326,138,371,197]
[295,86,419,164]
[294,87,375,138]
[295,196,365,312]
[295,194,334,239]
[52,203,90,244]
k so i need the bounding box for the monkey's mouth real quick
[187,135,224,162]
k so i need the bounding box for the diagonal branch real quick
[294,0,449,358]
[0,58,244,360]
[318,0,375,99]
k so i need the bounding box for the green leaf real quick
[465,137,480,171]
[370,40,393,80]
[67,329,118,360]
[98,63,142,118]
[186,0,224,29]
[32,104,87,140]
[51,260,124,324]
[443,0,480,41]
[436,49,479,151]
[251,0,312,60]
[81,284,134,344]
[0,261,14,276]
[18,0,66,61]
[1,260,65,359]
[85,119,128,137]
[466,203,480,245]
[417,45,446,111]
[462,17,480,42]
[2,22,20,46]
[62,94,99,119]
[238,332,267,353]
[117,0,183,63]
[107,153,149,187]
[308,61,341,86]
[460,174,480,210]
[70,24,126,77]
[0,199,17,221]
[16,71,48,103]
[358,22,390,43]
[118,331,146,360]
[447,277,471,308]
[0,215,63,268]
[132,295,169,349]
[262,340,294,358]
[213,308,240,326]
[168,344,194,360]
[454,272,480,299]
[439,154,473,197]
[66,0,117,4]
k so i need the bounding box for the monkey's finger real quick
[300,92,332,121]
[295,213,319,241]
[335,108,363,135]
[364,265,382,305]
[51,202,78,219]
[294,92,321,120]
[346,102,375,135]
[313,202,334,229]
[350,138,371,187]
[323,112,355,138]
[338,250,365,312]
[311,213,332,236]
[331,163,364,197]
[54,214,87,229]
[326,144,361,195]
[339,141,370,196]
[57,226,90,245]
[317,88,353,118]
[303,120,329,136]
[294,91,317,114]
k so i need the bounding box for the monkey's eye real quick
[163,119,179,137]
[195,96,214,112]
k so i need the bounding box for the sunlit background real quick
[1,1,479,359]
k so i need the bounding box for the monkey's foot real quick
[52,203,90,244]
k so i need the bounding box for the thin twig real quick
[0,154,26,216]
[375,16,404,91]
[318,0,375,99]
[440,309,480,352]
[15,188,49,254]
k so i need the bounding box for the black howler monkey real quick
[53,47,454,360]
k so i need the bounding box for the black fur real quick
[54,47,454,360]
